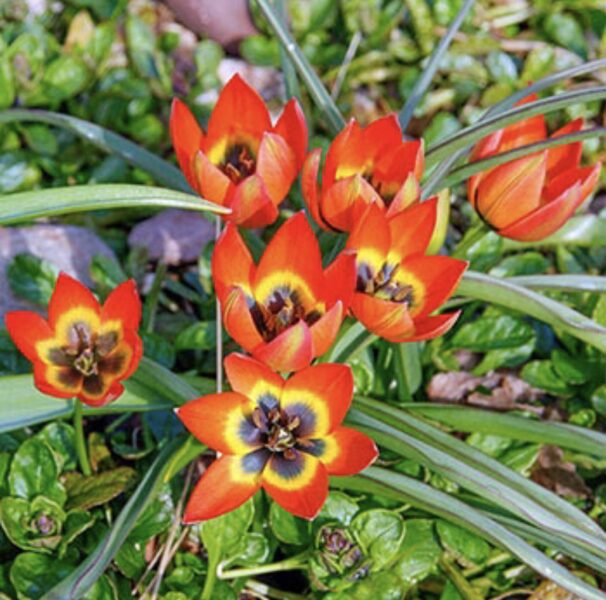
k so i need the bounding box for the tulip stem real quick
[218,552,309,580]
[452,220,489,260]
[73,400,92,476]
[215,216,223,393]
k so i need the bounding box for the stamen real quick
[221,144,256,183]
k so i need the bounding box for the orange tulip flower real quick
[5,273,142,407]
[212,212,356,373]
[171,74,307,228]
[468,96,601,242]
[302,115,423,232]
[346,200,467,343]
[176,353,378,521]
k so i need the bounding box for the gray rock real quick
[0,224,116,320]
[128,209,215,265]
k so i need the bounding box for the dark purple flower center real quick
[356,263,414,304]
[221,143,256,183]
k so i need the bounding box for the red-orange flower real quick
[346,200,467,343]
[468,96,601,242]
[171,74,308,228]
[302,115,423,232]
[177,353,378,521]
[5,273,142,407]
[212,212,356,372]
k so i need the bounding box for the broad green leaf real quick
[351,509,405,570]
[521,361,573,395]
[450,315,535,351]
[37,422,77,472]
[318,491,360,527]
[10,553,74,600]
[8,438,66,504]
[43,436,186,599]
[58,509,95,557]
[64,467,137,511]
[7,253,58,305]
[336,469,605,600]
[269,501,310,545]
[0,109,190,192]
[436,520,490,567]
[458,271,606,353]
[0,184,226,226]
[392,519,441,584]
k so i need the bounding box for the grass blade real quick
[335,468,605,600]
[0,184,227,225]
[274,0,301,100]
[507,274,606,293]
[347,409,606,556]
[426,87,606,168]
[354,397,606,539]
[255,0,346,134]
[422,58,606,197]
[398,0,475,131]
[458,271,606,353]
[404,404,606,459]
[437,127,606,190]
[42,436,187,600]
[0,109,190,193]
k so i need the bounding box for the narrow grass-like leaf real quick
[403,403,606,459]
[255,0,346,134]
[0,184,227,225]
[42,436,187,600]
[354,397,606,539]
[508,274,606,293]
[422,58,606,197]
[0,109,191,192]
[426,87,606,167]
[398,0,475,131]
[274,0,301,100]
[335,468,605,600]
[346,409,606,556]
[437,128,606,190]
[459,271,606,353]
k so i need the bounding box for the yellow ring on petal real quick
[254,271,316,310]
[263,452,318,491]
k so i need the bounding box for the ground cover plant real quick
[0,0,606,598]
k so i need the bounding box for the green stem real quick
[143,261,167,333]
[439,555,484,600]
[452,221,489,259]
[73,401,91,476]
[219,552,308,580]
[201,553,219,600]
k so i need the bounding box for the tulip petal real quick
[387,173,421,215]
[351,292,415,342]
[273,98,308,168]
[323,252,357,309]
[546,118,583,178]
[301,148,332,230]
[398,254,467,318]
[282,363,353,436]
[4,311,53,363]
[254,212,324,306]
[170,98,204,188]
[476,153,546,229]
[48,273,100,330]
[319,427,378,476]
[224,353,285,407]
[407,312,461,342]
[321,175,381,232]
[324,120,363,188]
[347,203,390,274]
[228,174,279,228]
[33,361,82,399]
[222,288,264,353]
[309,301,343,360]
[183,453,264,523]
[176,391,262,454]
[498,181,582,242]
[193,150,232,206]
[256,132,298,205]
[204,74,272,160]
[114,328,143,381]
[101,280,141,331]
[262,451,328,520]
[212,224,255,302]
[387,197,438,261]
[252,320,313,373]
[80,376,124,407]
[543,164,601,206]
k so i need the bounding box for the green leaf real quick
[226,532,271,567]
[351,509,405,570]
[436,520,490,567]
[591,385,606,417]
[199,499,254,560]
[6,252,58,305]
[0,184,226,226]
[58,509,95,557]
[551,349,593,385]
[269,501,310,545]
[544,13,588,58]
[0,109,190,192]
[127,485,174,543]
[392,519,441,585]
[10,553,74,600]
[174,322,217,351]
[521,360,572,395]
[318,491,360,527]
[450,315,535,351]
[65,467,137,511]
[0,496,66,553]
[37,422,77,472]
[43,437,186,599]
[8,438,66,504]
[457,271,606,354]
[336,469,605,600]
